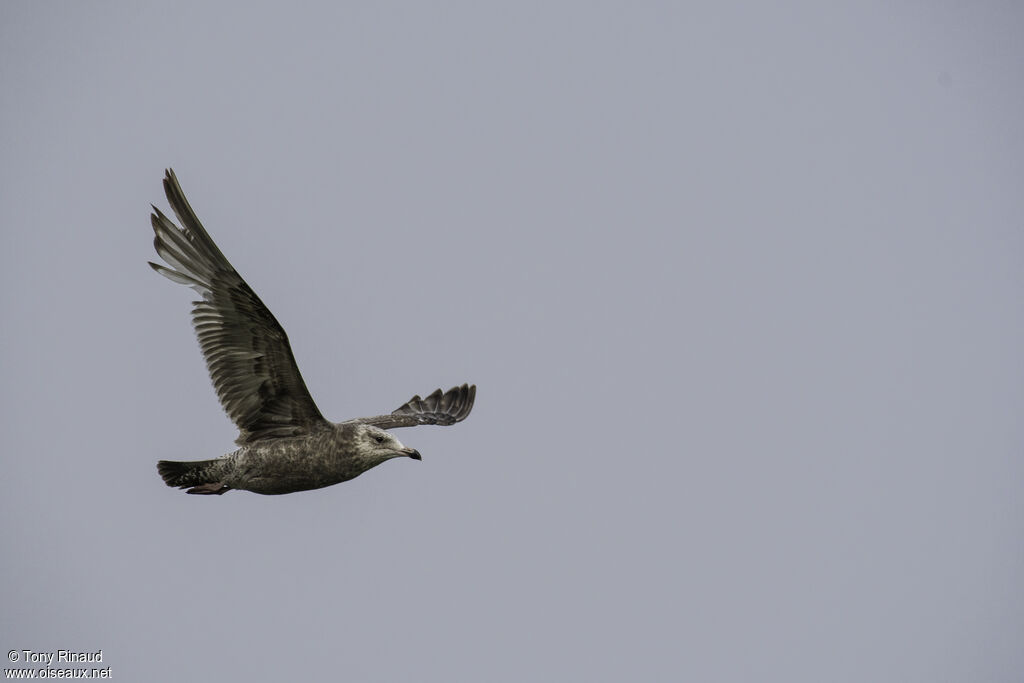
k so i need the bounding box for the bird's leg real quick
[186,483,230,495]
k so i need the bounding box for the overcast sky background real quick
[2,2,1022,681]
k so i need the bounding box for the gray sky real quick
[2,2,1022,681]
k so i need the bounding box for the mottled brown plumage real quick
[149,169,475,495]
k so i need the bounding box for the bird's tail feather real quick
[157,459,229,495]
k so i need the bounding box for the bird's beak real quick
[402,448,422,461]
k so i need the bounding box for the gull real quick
[148,170,475,495]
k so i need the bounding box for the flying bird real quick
[148,169,475,495]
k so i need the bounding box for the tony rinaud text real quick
[18,651,103,665]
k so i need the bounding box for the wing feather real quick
[149,169,327,443]
[354,384,476,429]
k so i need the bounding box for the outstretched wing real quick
[354,384,476,430]
[149,169,327,444]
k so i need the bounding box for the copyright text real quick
[5,651,110,679]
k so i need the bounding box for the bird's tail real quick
[157,459,230,495]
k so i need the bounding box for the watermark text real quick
[5,651,110,679]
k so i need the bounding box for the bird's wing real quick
[149,169,327,444]
[353,384,476,429]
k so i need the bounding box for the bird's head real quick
[355,424,421,465]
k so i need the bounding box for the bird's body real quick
[148,169,475,496]
[159,423,403,495]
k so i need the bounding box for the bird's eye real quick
[374,435,385,444]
